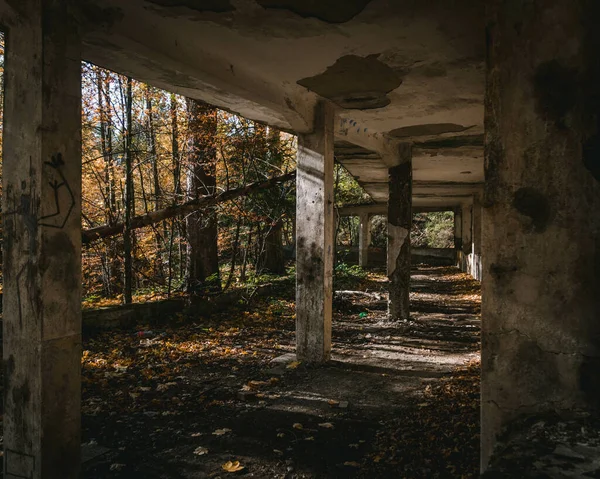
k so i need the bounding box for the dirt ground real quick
[80,265,481,479]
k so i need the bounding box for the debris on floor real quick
[79,266,481,478]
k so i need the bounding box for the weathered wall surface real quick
[296,103,335,362]
[482,0,600,469]
[387,147,412,320]
[2,1,83,477]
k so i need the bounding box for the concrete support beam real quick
[482,0,600,470]
[296,102,334,362]
[454,208,463,268]
[338,203,454,217]
[460,202,472,272]
[358,213,371,268]
[387,144,412,321]
[471,196,482,281]
[3,1,82,477]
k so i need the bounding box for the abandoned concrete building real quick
[1,0,599,477]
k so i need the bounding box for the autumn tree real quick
[185,99,221,296]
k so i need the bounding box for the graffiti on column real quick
[38,152,75,229]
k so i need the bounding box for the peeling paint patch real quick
[533,60,578,128]
[145,0,234,14]
[255,0,371,23]
[389,123,473,138]
[582,135,600,182]
[297,55,402,110]
[387,224,408,275]
[415,134,484,149]
[80,3,123,30]
[512,187,552,233]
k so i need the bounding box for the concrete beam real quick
[387,144,412,321]
[413,134,484,149]
[482,0,600,470]
[3,1,82,477]
[337,203,455,217]
[454,208,463,266]
[296,102,335,362]
[460,201,472,272]
[471,195,482,280]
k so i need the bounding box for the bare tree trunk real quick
[185,98,220,296]
[240,223,252,283]
[95,67,113,296]
[171,94,186,282]
[105,74,121,295]
[171,93,181,201]
[224,217,242,291]
[145,87,165,281]
[257,218,285,274]
[123,76,134,304]
[82,171,295,243]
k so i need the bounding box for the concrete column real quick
[296,102,334,362]
[2,1,82,478]
[387,144,412,320]
[454,209,462,268]
[482,0,600,470]
[471,196,482,280]
[460,202,472,272]
[358,213,370,268]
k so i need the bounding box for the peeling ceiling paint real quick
[390,123,473,138]
[255,0,372,24]
[145,0,234,14]
[297,55,402,110]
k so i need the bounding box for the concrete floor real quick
[79,266,481,478]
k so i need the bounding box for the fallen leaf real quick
[222,460,245,473]
[193,447,208,456]
[318,422,334,429]
[286,361,301,370]
[292,423,303,430]
[213,428,232,436]
[328,400,340,407]
[344,461,361,467]
[248,380,268,389]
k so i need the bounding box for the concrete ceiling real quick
[82,0,485,208]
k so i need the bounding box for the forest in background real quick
[0,39,454,305]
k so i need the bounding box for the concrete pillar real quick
[296,102,334,362]
[387,144,412,320]
[471,196,482,281]
[482,0,600,470]
[358,213,370,268]
[460,202,472,272]
[2,1,82,478]
[454,209,462,268]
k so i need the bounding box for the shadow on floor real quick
[81,266,481,478]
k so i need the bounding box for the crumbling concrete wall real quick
[2,1,83,477]
[296,103,335,362]
[387,145,412,320]
[482,0,600,470]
